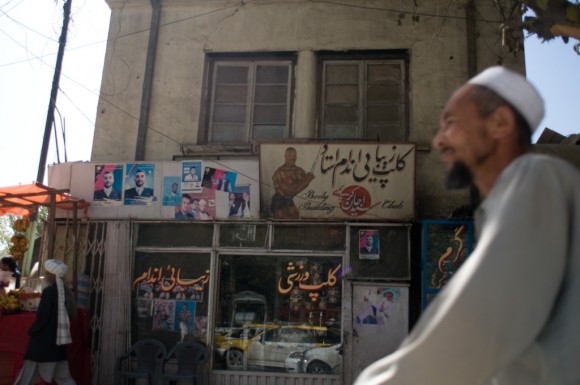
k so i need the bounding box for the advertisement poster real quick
[202,167,237,193]
[162,176,181,206]
[174,188,216,221]
[359,229,380,260]
[354,287,401,325]
[152,300,176,331]
[260,143,415,220]
[227,185,251,218]
[93,164,124,206]
[175,301,196,337]
[182,161,202,193]
[124,163,157,205]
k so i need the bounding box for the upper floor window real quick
[320,57,407,141]
[207,58,293,144]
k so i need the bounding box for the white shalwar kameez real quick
[354,154,580,385]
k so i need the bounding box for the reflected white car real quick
[247,326,340,370]
[285,344,342,374]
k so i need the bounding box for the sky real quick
[0,1,578,189]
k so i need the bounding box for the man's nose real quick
[432,128,444,150]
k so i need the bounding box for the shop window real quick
[137,223,213,247]
[214,254,342,374]
[206,57,293,144]
[131,252,211,347]
[320,56,407,140]
[421,220,475,309]
[219,224,268,248]
[272,225,345,250]
[348,226,410,279]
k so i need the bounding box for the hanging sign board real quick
[259,142,416,221]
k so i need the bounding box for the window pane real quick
[214,254,343,373]
[366,105,400,123]
[215,85,247,103]
[326,64,359,84]
[325,85,358,104]
[132,252,211,347]
[212,124,246,142]
[324,125,357,139]
[325,105,357,123]
[349,226,409,279]
[210,60,292,144]
[256,65,289,83]
[321,58,405,141]
[253,125,286,140]
[216,66,248,84]
[367,63,401,82]
[213,105,246,124]
[253,105,287,124]
[273,225,345,250]
[137,223,213,247]
[255,85,287,103]
[367,84,401,102]
[220,224,269,248]
[365,123,404,141]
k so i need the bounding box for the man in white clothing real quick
[354,66,580,385]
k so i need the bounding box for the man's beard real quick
[445,162,473,189]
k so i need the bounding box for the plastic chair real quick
[115,338,167,385]
[162,341,209,385]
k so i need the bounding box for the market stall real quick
[0,183,90,384]
[0,308,90,384]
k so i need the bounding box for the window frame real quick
[205,55,295,145]
[318,52,408,141]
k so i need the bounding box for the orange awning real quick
[0,183,90,217]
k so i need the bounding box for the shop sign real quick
[260,143,415,220]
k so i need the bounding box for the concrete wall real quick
[94,0,525,218]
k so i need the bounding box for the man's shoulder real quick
[486,153,580,211]
[42,283,58,297]
[514,153,580,181]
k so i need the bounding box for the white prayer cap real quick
[468,66,544,132]
[44,259,68,277]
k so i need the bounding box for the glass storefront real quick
[131,223,357,377]
[214,254,342,374]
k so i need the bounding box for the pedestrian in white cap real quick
[355,66,580,385]
[13,259,77,385]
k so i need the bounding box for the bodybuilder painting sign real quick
[260,143,416,220]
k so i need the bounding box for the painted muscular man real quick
[270,147,315,219]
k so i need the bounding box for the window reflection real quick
[215,254,342,374]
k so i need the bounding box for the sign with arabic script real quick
[260,143,415,220]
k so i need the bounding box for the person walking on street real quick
[13,259,77,385]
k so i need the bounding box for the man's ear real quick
[488,106,516,139]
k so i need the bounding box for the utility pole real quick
[36,0,72,184]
